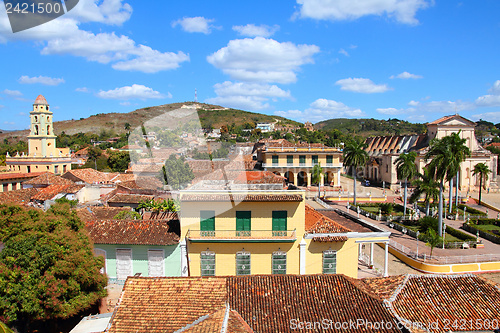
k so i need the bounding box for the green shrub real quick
[114,210,142,220]
[380,203,393,215]
[418,216,438,233]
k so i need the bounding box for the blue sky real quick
[1,0,500,130]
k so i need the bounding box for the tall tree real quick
[0,204,107,332]
[410,167,440,216]
[161,155,195,190]
[342,140,369,205]
[425,132,471,236]
[311,163,324,197]
[395,151,418,219]
[472,162,491,205]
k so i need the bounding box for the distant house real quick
[86,219,180,283]
[256,122,275,133]
[363,114,498,191]
[22,172,74,189]
[0,172,45,192]
[31,183,85,208]
[119,145,144,154]
[72,147,89,166]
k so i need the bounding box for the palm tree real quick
[473,163,491,205]
[425,132,471,236]
[410,167,440,216]
[343,140,369,205]
[395,151,418,219]
[425,228,442,257]
[311,163,324,198]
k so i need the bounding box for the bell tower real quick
[28,95,57,157]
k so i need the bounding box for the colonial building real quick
[255,139,343,187]
[6,95,71,175]
[363,114,498,191]
[179,174,390,278]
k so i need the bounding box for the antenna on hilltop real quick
[194,89,198,103]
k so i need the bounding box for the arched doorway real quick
[284,171,294,184]
[326,171,335,185]
[297,171,307,186]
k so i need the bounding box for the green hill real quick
[314,118,427,137]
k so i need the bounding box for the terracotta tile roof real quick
[180,193,303,202]
[74,147,89,156]
[317,210,373,233]
[86,219,179,246]
[181,308,254,333]
[108,277,227,333]
[0,188,38,205]
[234,171,285,184]
[126,164,163,174]
[364,274,500,332]
[0,172,45,181]
[227,275,400,333]
[108,173,136,183]
[76,206,132,222]
[108,275,401,333]
[31,184,84,201]
[117,177,164,191]
[305,205,350,242]
[107,193,155,204]
[34,94,48,105]
[62,168,109,184]
[23,172,74,186]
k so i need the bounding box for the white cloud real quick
[275,98,365,122]
[294,0,431,25]
[171,16,217,34]
[41,30,189,73]
[335,78,391,93]
[390,71,423,79]
[475,80,500,107]
[75,87,90,93]
[408,100,419,106]
[112,45,189,73]
[232,24,279,37]
[18,75,65,86]
[206,81,292,110]
[488,80,500,94]
[338,48,349,56]
[2,89,22,97]
[207,37,319,84]
[0,1,188,73]
[97,84,167,100]
[470,112,500,123]
[376,107,405,115]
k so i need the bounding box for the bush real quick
[114,210,142,220]
[418,216,439,233]
[380,203,394,215]
[457,204,487,216]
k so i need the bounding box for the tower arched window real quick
[47,125,50,135]
[47,116,50,122]
[34,125,39,135]
[34,116,38,122]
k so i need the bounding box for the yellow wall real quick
[180,192,306,239]
[263,151,341,167]
[187,242,299,276]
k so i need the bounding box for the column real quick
[358,243,362,260]
[370,243,374,267]
[320,173,324,186]
[384,242,389,277]
[299,238,306,275]
[293,173,298,185]
[337,169,341,186]
[180,239,188,277]
[307,173,311,187]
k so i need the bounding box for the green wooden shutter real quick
[236,211,251,236]
[287,155,293,165]
[272,155,278,165]
[299,155,306,165]
[323,250,337,274]
[312,155,318,165]
[272,211,287,236]
[200,211,215,237]
[326,155,333,164]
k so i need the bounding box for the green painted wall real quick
[94,244,180,282]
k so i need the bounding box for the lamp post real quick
[442,224,447,249]
[464,206,466,221]
[416,231,420,259]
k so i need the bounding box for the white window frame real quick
[200,251,216,276]
[116,248,133,280]
[272,251,287,274]
[236,251,251,275]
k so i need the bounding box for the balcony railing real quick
[263,163,343,168]
[186,229,297,242]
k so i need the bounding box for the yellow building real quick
[6,95,71,175]
[179,186,390,278]
[255,139,343,187]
